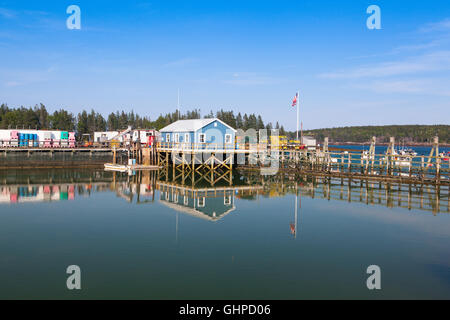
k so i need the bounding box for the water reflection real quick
[0,168,449,299]
[0,169,448,216]
[159,184,236,221]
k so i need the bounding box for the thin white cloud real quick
[5,81,22,87]
[0,31,14,39]
[419,18,450,32]
[0,7,15,18]
[224,72,281,86]
[318,51,450,79]
[23,10,49,16]
[325,17,450,81]
[355,78,450,96]
[162,58,197,68]
[0,7,50,19]
[1,66,57,88]
[392,41,441,53]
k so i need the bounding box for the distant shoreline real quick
[330,141,450,147]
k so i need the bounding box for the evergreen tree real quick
[204,110,214,119]
[236,113,243,129]
[49,109,75,131]
[36,103,49,129]
[243,114,249,130]
[77,111,89,135]
[257,115,264,130]
[107,113,119,131]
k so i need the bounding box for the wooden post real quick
[182,153,185,185]
[421,156,424,181]
[192,151,195,187]
[172,153,176,181]
[210,153,214,186]
[434,136,440,184]
[386,137,395,176]
[348,153,351,173]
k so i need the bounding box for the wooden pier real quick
[157,143,235,186]
[155,136,449,187]
[1,136,448,187]
[0,147,127,168]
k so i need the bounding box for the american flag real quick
[292,93,298,107]
[290,223,296,235]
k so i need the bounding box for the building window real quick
[184,196,189,206]
[199,133,206,143]
[198,197,205,207]
[174,133,179,143]
[225,134,232,144]
[173,193,178,203]
[224,195,232,206]
[166,133,170,142]
[185,133,189,143]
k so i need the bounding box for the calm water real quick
[0,167,449,299]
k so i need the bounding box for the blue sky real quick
[0,0,449,130]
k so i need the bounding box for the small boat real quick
[104,163,128,172]
[362,150,374,161]
[391,150,412,167]
[104,163,160,172]
[398,147,417,157]
[440,151,450,161]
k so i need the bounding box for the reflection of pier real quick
[302,176,449,215]
[111,170,157,204]
[241,170,449,215]
[1,167,447,215]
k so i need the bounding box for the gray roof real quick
[160,199,235,222]
[160,118,236,132]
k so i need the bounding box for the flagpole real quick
[296,91,300,141]
[294,183,298,239]
[177,89,180,119]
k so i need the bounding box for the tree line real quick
[2,104,447,143]
[299,125,450,144]
[0,104,286,139]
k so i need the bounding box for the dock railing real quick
[288,150,450,184]
[157,142,238,152]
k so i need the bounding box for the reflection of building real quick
[0,183,112,204]
[0,184,76,203]
[159,183,236,221]
[158,182,262,221]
